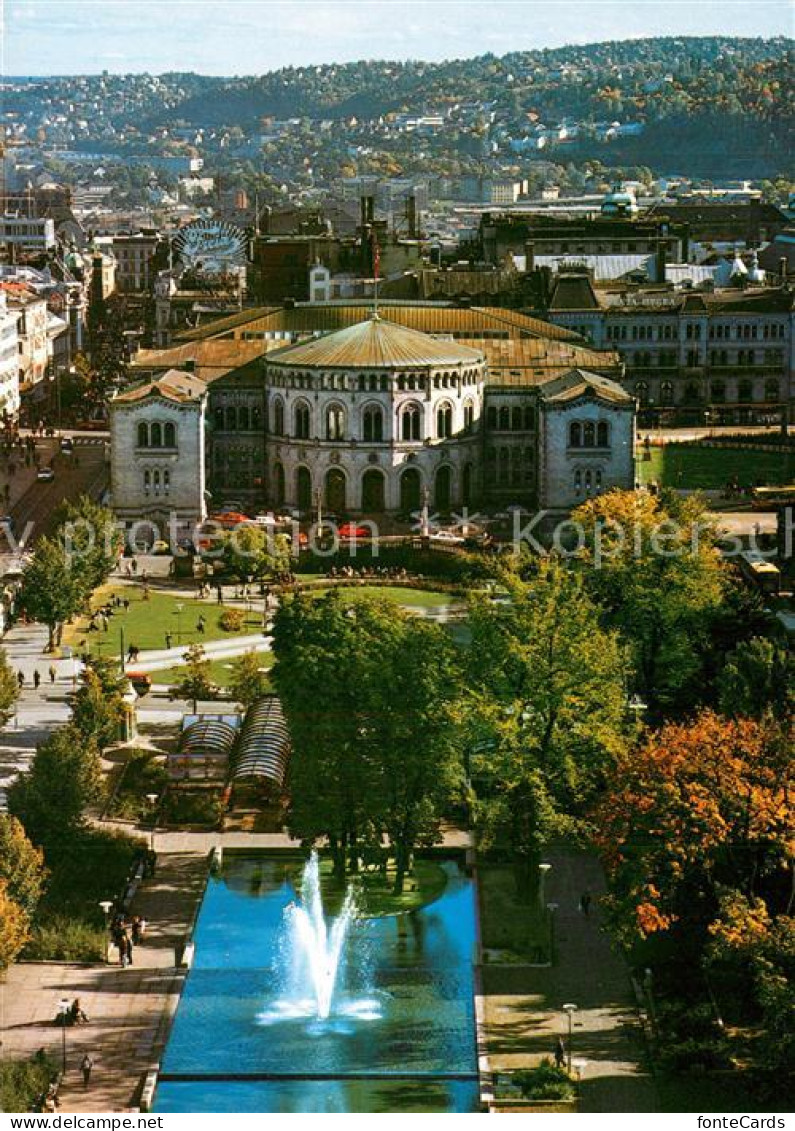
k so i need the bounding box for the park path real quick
[482,849,658,1113]
[0,853,207,1113]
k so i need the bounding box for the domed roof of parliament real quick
[266,314,485,370]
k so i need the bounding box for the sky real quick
[3,0,793,76]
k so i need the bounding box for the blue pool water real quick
[154,855,481,1113]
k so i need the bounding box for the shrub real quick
[0,1051,59,1113]
[163,790,224,828]
[512,1060,577,1101]
[106,751,169,821]
[658,1036,734,1075]
[25,914,104,963]
[219,608,245,632]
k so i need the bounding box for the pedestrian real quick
[216,585,223,605]
[33,669,40,689]
[48,664,56,684]
[580,891,592,917]
[554,1037,565,1071]
[131,915,146,944]
[131,557,138,575]
[80,1054,93,1089]
[196,617,205,635]
[17,670,23,688]
[165,632,173,650]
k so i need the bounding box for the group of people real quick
[110,912,147,967]
[326,564,410,580]
[16,666,58,690]
[54,997,90,1027]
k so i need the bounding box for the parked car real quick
[59,437,74,453]
[37,467,55,482]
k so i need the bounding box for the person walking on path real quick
[80,1054,93,1089]
[17,670,23,689]
[165,632,173,650]
[48,664,57,683]
[580,891,592,917]
[554,1037,566,1071]
[33,669,40,689]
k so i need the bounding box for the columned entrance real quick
[325,467,347,513]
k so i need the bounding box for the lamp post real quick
[175,602,184,645]
[538,862,552,909]
[562,1002,579,1075]
[146,792,159,852]
[99,900,113,964]
[58,998,70,1074]
[546,901,558,964]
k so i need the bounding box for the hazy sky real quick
[4,0,793,76]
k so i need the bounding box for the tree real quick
[718,637,795,721]
[229,650,271,709]
[16,537,88,650]
[457,560,629,898]
[0,646,19,726]
[0,881,30,972]
[6,725,104,850]
[170,644,216,712]
[573,491,724,715]
[0,814,47,915]
[55,496,120,590]
[595,712,793,950]
[69,664,126,747]
[220,525,290,583]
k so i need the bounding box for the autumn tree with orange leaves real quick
[594,711,793,952]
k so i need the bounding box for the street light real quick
[175,602,184,645]
[538,862,552,908]
[99,900,113,964]
[562,1003,579,1075]
[58,998,70,1074]
[546,901,558,963]
[145,792,159,851]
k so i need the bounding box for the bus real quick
[738,551,781,596]
[751,486,795,511]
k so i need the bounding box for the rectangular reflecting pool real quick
[155,854,481,1113]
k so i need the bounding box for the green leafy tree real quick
[0,814,47,916]
[573,491,724,715]
[0,880,30,972]
[221,525,290,583]
[170,644,216,712]
[229,650,271,709]
[458,560,629,898]
[55,495,120,590]
[69,665,126,747]
[0,646,19,726]
[718,637,795,721]
[7,725,104,849]
[16,537,88,650]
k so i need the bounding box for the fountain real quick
[258,851,380,1027]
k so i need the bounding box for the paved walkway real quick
[0,853,207,1113]
[482,849,657,1112]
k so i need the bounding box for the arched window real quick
[574,470,582,494]
[660,381,674,406]
[436,403,453,439]
[225,406,237,431]
[397,375,406,392]
[272,461,285,506]
[238,406,249,430]
[252,405,262,428]
[765,378,780,402]
[137,422,149,448]
[597,421,609,447]
[150,422,162,448]
[164,422,176,447]
[296,466,312,511]
[498,406,510,431]
[273,399,285,436]
[710,381,726,404]
[738,379,753,403]
[163,469,170,492]
[152,469,161,492]
[401,403,421,442]
[463,400,474,432]
[486,406,497,430]
[595,470,602,491]
[583,422,595,447]
[294,401,311,440]
[143,469,151,492]
[634,381,649,405]
[512,406,523,431]
[326,404,345,441]
[363,405,383,442]
[584,470,592,493]
[569,422,582,447]
[213,406,224,430]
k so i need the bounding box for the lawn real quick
[478,862,552,961]
[151,651,274,690]
[284,854,449,918]
[62,585,264,655]
[638,444,791,491]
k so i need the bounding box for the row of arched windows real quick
[569,421,610,449]
[143,468,171,494]
[634,379,780,407]
[573,469,603,495]
[270,461,474,513]
[486,405,535,432]
[269,368,480,392]
[212,405,262,432]
[137,421,176,448]
[486,446,535,487]
[270,399,476,442]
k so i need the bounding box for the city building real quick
[0,213,57,257]
[0,291,20,419]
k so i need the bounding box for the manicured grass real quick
[25,827,145,962]
[638,445,791,491]
[478,862,551,961]
[151,652,274,690]
[62,585,264,655]
[285,855,449,918]
[306,584,459,609]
